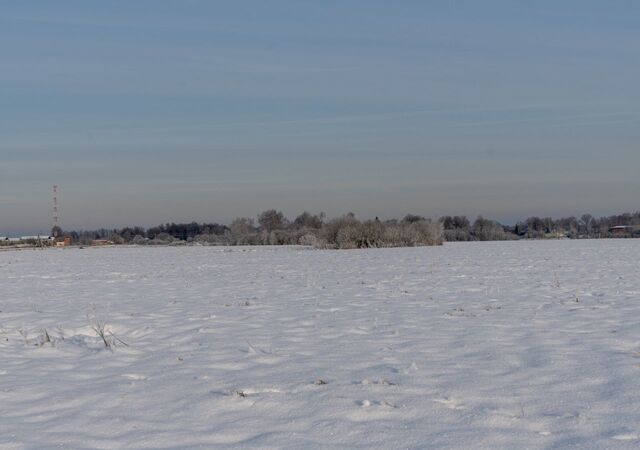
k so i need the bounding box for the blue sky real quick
[1,1,639,234]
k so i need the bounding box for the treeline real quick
[60,210,640,248]
[515,213,640,239]
[62,210,442,248]
[441,212,640,240]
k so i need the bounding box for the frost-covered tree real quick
[402,214,425,224]
[258,210,286,232]
[293,211,325,229]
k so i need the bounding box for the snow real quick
[1,240,640,449]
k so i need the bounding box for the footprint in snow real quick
[433,397,466,410]
[122,374,148,381]
[348,328,370,335]
[359,399,397,408]
[360,378,396,386]
[402,362,419,374]
[612,433,639,441]
[231,387,284,398]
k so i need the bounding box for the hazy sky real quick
[1,1,639,234]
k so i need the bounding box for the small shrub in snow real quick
[87,310,128,350]
[89,315,114,349]
[38,328,51,346]
[17,327,61,347]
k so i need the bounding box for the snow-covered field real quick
[1,241,640,449]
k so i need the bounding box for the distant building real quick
[609,225,640,236]
[91,239,113,246]
[56,236,73,247]
[0,236,54,245]
[19,236,54,241]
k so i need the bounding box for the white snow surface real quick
[1,240,640,449]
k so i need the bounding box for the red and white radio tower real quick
[52,185,59,237]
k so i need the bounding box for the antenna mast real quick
[52,185,59,237]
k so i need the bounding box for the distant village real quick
[0,235,106,249]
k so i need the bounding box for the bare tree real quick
[258,210,286,232]
[293,211,325,229]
